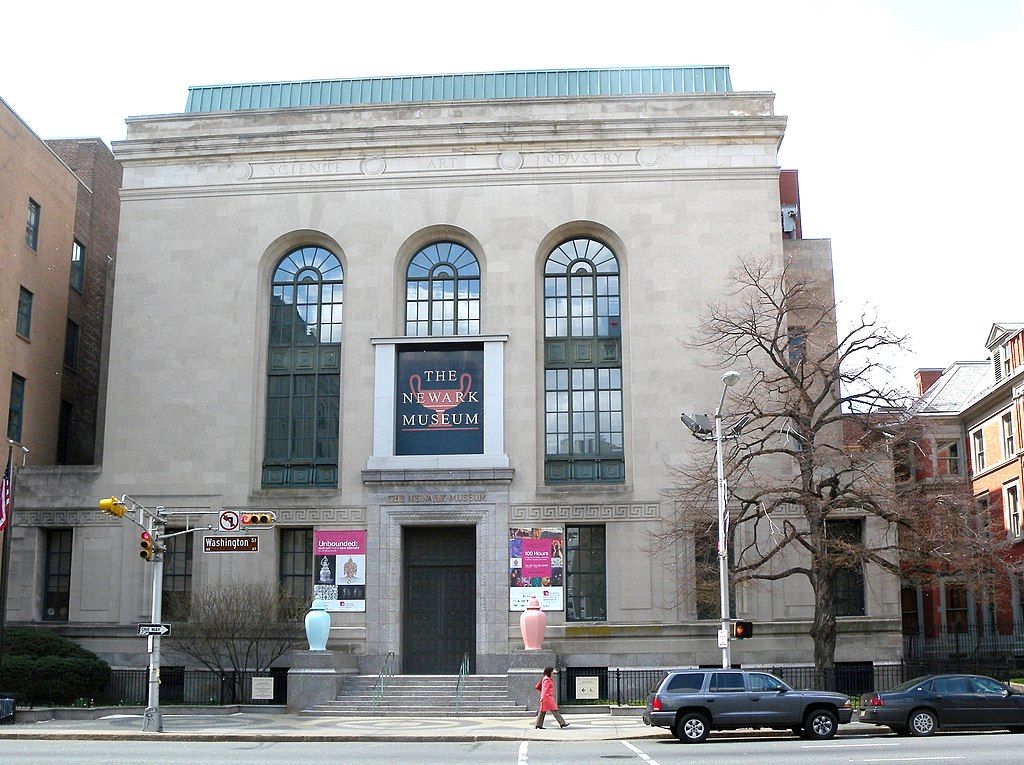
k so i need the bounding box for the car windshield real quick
[885,676,931,693]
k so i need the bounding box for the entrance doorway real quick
[402,526,476,674]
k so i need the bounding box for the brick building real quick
[902,323,1024,653]
[1,97,121,599]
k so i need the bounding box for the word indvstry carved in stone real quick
[385,493,487,505]
[536,151,630,167]
[511,503,661,521]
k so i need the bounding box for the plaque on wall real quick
[395,345,484,455]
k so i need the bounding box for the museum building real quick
[7,67,902,678]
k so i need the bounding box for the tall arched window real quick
[263,246,343,488]
[543,238,623,483]
[405,241,480,336]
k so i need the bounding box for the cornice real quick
[113,116,787,164]
[120,165,781,203]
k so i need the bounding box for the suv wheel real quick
[803,709,838,740]
[908,708,937,737]
[674,712,710,743]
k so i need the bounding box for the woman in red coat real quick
[534,667,569,729]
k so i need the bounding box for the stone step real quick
[302,709,530,718]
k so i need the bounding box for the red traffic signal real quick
[140,531,155,561]
[240,512,276,528]
[732,620,754,639]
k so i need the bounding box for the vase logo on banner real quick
[312,530,366,612]
[509,527,564,611]
[395,346,484,455]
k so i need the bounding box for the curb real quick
[0,726,884,744]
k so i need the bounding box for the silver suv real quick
[643,669,853,743]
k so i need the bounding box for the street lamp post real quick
[682,370,742,669]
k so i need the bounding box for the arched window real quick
[543,238,623,483]
[405,241,480,336]
[263,246,343,488]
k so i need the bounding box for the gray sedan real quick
[860,674,1024,736]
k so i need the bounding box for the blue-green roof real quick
[184,66,732,113]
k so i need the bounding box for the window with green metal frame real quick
[279,527,314,605]
[543,238,623,483]
[42,528,73,621]
[263,246,343,488]
[405,241,480,336]
[565,525,606,622]
[162,532,193,620]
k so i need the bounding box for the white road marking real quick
[621,740,661,765]
[517,740,528,765]
[862,758,966,763]
[802,742,901,748]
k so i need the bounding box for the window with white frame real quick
[1002,412,1015,458]
[1003,343,1013,379]
[972,429,986,471]
[1006,483,1021,540]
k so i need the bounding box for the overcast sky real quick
[3,1,1020,386]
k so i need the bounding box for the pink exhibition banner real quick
[315,530,366,556]
[521,538,552,578]
[312,530,366,613]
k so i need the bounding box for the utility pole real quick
[144,507,165,733]
[98,495,212,733]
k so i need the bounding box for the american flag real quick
[0,450,11,533]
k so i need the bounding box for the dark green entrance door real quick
[402,526,476,674]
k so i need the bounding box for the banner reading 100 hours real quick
[312,530,366,612]
[509,527,564,611]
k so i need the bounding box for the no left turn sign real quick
[219,510,240,532]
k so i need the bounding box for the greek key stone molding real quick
[510,503,660,522]
[259,507,366,525]
[14,510,117,527]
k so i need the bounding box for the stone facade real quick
[8,71,901,674]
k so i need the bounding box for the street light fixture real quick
[681,370,745,668]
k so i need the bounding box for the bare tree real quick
[660,255,1012,689]
[167,580,305,702]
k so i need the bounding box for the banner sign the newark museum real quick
[395,345,484,455]
[312,530,366,612]
[509,527,564,611]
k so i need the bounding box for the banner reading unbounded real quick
[312,530,366,612]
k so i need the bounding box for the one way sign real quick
[138,623,171,637]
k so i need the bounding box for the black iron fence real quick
[88,667,288,707]
[559,659,1024,705]
[904,624,1024,661]
[558,667,666,705]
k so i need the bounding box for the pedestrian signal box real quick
[99,496,128,517]
[731,620,754,639]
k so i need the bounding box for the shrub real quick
[0,628,110,706]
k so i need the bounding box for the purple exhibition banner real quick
[312,530,366,612]
[509,527,564,611]
[521,538,552,578]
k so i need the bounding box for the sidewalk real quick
[0,710,880,743]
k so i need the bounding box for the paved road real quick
[4,732,1023,764]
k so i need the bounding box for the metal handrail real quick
[454,653,470,710]
[372,651,395,711]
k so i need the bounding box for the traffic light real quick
[732,620,754,639]
[241,511,276,528]
[140,531,155,561]
[99,496,128,517]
